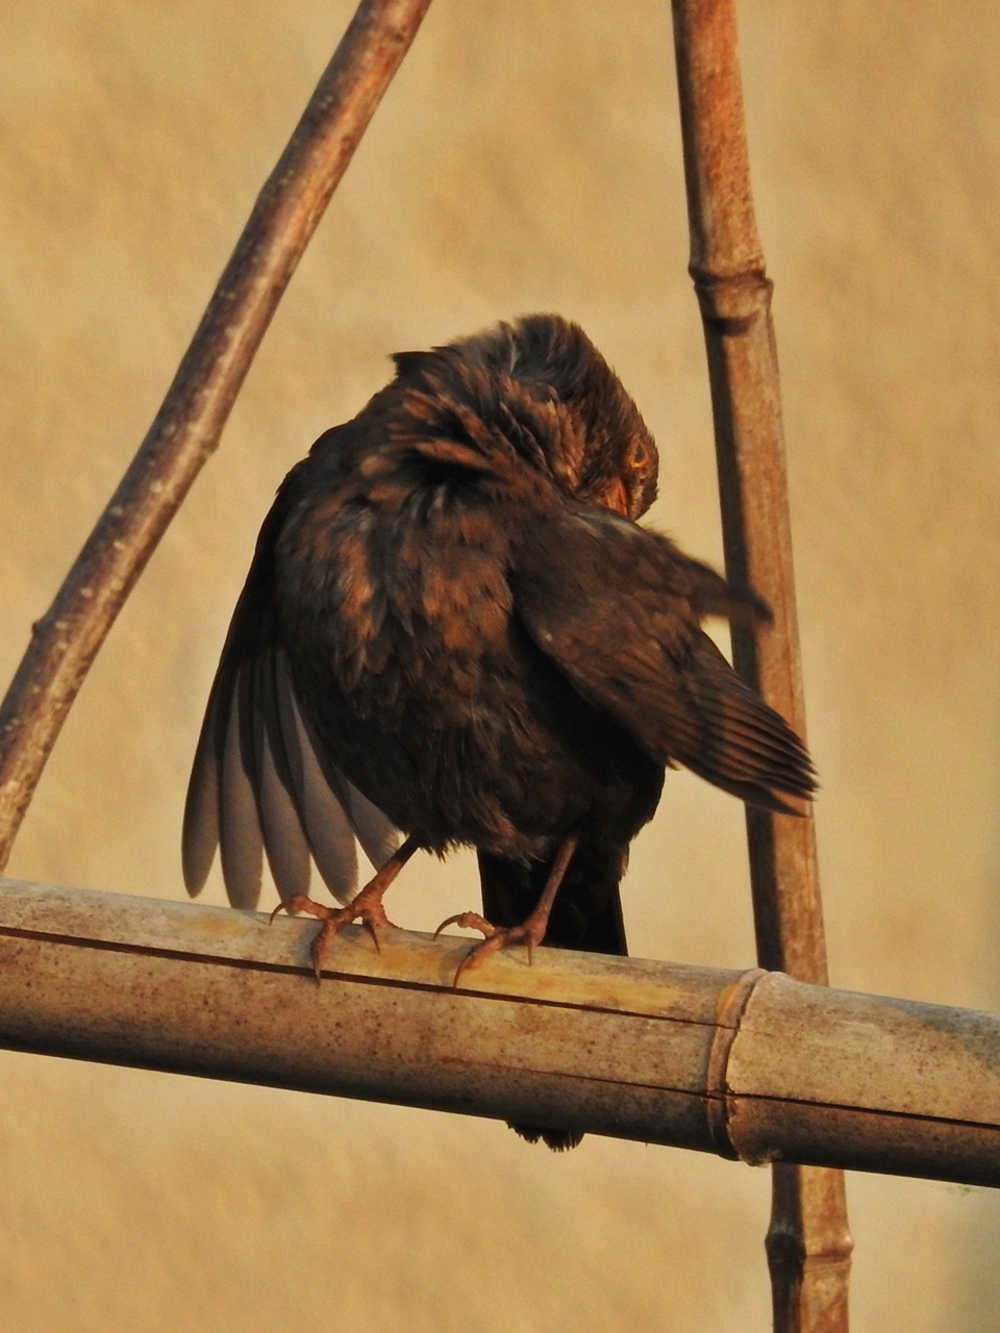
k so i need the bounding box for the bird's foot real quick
[434,910,547,988]
[272,882,397,982]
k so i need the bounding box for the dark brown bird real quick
[183,314,814,1150]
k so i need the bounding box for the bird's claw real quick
[433,910,496,940]
[435,911,545,988]
[273,890,395,983]
[269,893,329,925]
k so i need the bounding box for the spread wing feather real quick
[277,662,360,903]
[182,480,402,909]
[181,672,224,898]
[513,509,815,812]
[218,673,265,906]
[253,650,312,901]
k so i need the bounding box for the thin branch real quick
[669,1,852,1328]
[2,878,1000,1188]
[0,0,433,872]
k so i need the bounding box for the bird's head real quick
[392,314,659,520]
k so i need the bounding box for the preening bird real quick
[183,313,814,1149]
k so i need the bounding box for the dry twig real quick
[670,0,853,1328]
[0,0,433,871]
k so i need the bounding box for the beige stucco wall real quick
[1,1,998,1328]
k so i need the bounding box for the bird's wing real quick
[182,473,401,910]
[511,508,815,813]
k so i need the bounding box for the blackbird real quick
[183,313,814,1150]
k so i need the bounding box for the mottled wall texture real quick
[2,2,999,1329]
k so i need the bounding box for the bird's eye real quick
[631,441,648,469]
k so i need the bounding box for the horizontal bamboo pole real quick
[0,878,997,1187]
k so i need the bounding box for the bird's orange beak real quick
[605,478,630,516]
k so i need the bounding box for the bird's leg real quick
[273,834,420,981]
[436,838,579,987]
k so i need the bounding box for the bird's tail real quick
[477,842,628,1151]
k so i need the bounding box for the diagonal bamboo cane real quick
[0,0,432,874]
[669,1,853,1329]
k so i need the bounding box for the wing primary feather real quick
[344,780,403,870]
[218,671,265,908]
[680,638,816,798]
[271,651,402,878]
[181,677,226,897]
[679,761,806,815]
[256,652,312,903]
[274,654,360,904]
[685,705,814,783]
[271,650,308,809]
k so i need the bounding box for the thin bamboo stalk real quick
[0,0,432,873]
[669,2,852,1328]
[2,878,1000,1187]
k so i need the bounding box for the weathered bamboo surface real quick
[0,878,997,1188]
[670,1,851,1325]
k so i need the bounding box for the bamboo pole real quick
[1,878,999,1187]
[669,2,852,1328]
[0,0,432,874]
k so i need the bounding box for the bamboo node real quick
[705,965,766,1156]
[690,266,771,331]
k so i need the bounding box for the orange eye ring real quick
[631,440,648,469]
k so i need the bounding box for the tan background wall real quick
[2,1,999,1328]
